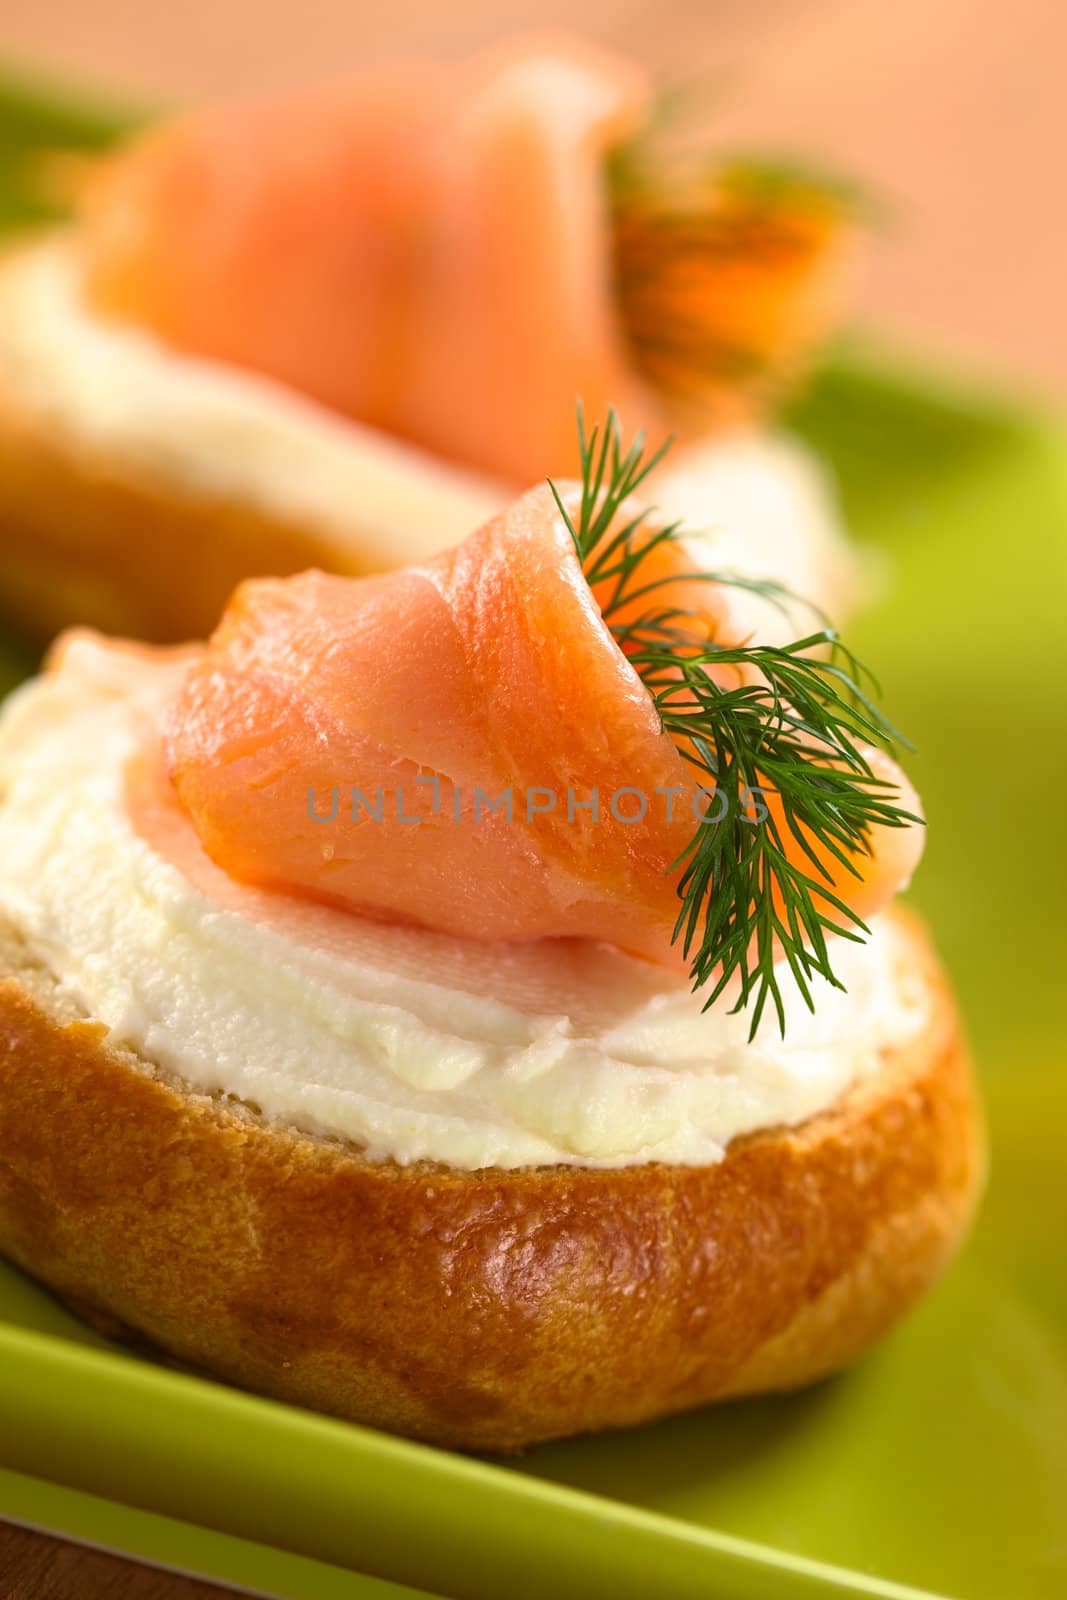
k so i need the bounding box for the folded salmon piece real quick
[165,482,922,971]
[81,38,649,483]
[79,36,855,485]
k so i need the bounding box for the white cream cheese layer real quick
[655,432,861,643]
[0,243,856,615]
[0,640,926,1172]
[0,244,503,567]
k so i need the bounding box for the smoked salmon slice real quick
[79,37,855,485]
[165,480,923,977]
[81,39,648,484]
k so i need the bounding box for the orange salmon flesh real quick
[163,483,923,973]
[78,36,855,483]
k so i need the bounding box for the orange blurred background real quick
[1,0,1064,394]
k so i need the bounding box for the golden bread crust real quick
[0,378,362,643]
[0,908,982,1451]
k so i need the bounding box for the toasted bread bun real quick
[0,245,855,645]
[0,245,502,643]
[0,906,981,1451]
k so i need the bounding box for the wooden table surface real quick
[0,1522,233,1598]
[0,0,1063,1594]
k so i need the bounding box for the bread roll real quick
[0,907,981,1452]
[0,245,856,645]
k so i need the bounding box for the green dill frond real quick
[550,407,920,1039]
[607,96,872,418]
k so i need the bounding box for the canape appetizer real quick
[0,36,857,642]
[0,417,981,1450]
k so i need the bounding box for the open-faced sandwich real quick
[0,36,858,642]
[0,414,981,1450]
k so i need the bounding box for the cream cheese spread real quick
[0,244,856,620]
[0,638,927,1170]
[0,244,503,567]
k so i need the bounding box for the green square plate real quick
[1,71,1065,1600]
[0,1467,438,1599]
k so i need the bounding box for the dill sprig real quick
[549,409,921,1039]
[607,96,869,419]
